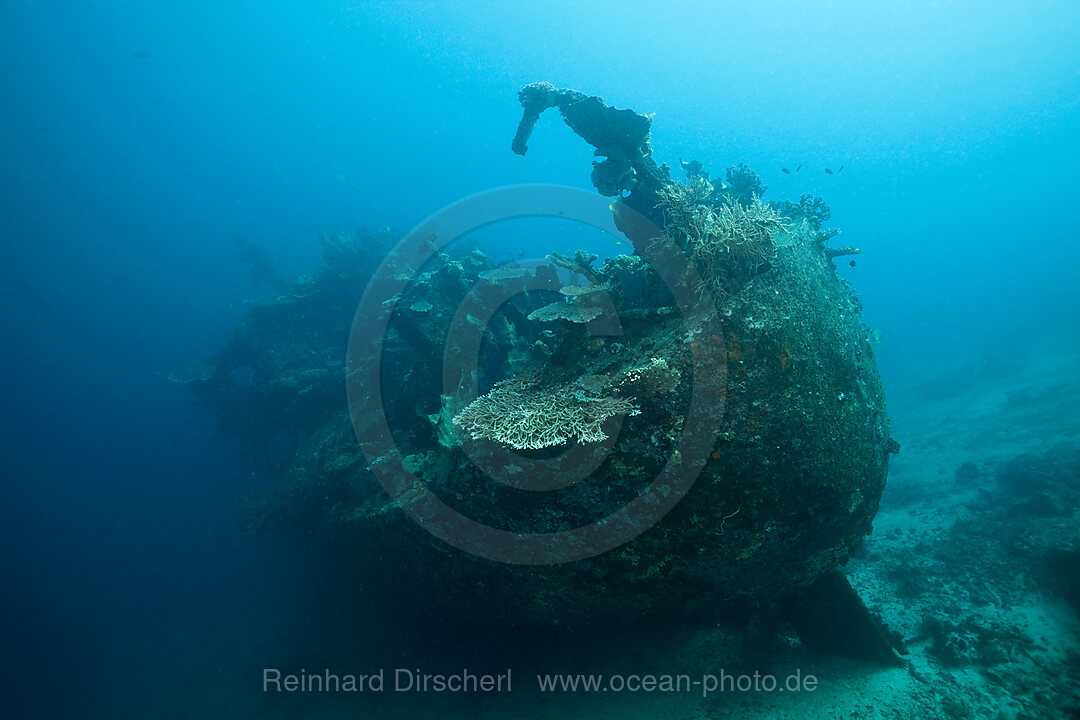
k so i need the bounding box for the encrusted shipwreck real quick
[177,85,900,660]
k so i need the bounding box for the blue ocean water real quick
[2,1,1079,717]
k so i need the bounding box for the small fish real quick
[796,165,801,172]
[781,167,791,175]
[849,260,856,267]
[825,168,834,175]
[615,241,622,246]
[838,165,845,173]
[131,49,151,60]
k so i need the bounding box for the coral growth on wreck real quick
[178,84,893,631]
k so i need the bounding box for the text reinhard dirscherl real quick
[262,668,819,697]
[263,668,511,694]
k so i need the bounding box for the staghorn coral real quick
[546,250,598,277]
[452,375,639,450]
[656,179,790,294]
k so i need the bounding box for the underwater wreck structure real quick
[179,84,899,659]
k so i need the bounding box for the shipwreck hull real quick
[180,86,894,632]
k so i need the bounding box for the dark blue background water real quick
[3,2,1079,716]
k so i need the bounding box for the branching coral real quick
[452,375,639,450]
[547,250,598,277]
[722,163,767,205]
[656,178,790,293]
[776,193,831,231]
[655,175,716,211]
